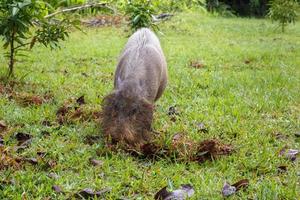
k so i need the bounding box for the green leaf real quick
[15,37,24,45]
[133,14,141,24]
[18,0,32,9]
[3,41,9,49]
[12,7,20,16]
[167,179,174,192]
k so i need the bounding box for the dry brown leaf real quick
[76,95,85,105]
[196,139,233,163]
[189,60,205,69]
[15,132,32,146]
[90,158,104,166]
[154,184,195,200]
[73,187,111,199]
[0,147,21,170]
[232,179,249,191]
[14,93,45,106]
[0,120,7,132]
[222,179,249,197]
[52,185,63,193]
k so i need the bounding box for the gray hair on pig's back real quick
[102,28,168,148]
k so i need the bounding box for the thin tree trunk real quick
[8,31,15,78]
[281,22,285,33]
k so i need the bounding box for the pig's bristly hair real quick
[101,90,154,147]
[101,28,167,148]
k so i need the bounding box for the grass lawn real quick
[0,11,299,199]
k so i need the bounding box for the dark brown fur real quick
[102,91,154,147]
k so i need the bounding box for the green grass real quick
[1,11,300,199]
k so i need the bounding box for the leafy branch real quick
[0,0,113,78]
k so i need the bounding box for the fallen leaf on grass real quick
[14,93,45,106]
[279,147,299,161]
[48,172,59,179]
[0,147,21,170]
[89,158,103,166]
[170,133,197,160]
[286,149,299,161]
[0,137,4,147]
[154,184,195,200]
[168,106,180,116]
[56,104,71,117]
[14,132,32,152]
[56,104,72,124]
[76,95,85,105]
[0,120,7,132]
[279,146,288,156]
[1,143,39,170]
[222,183,236,197]
[52,185,63,193]
[169,116,177,122]
[46,160,58,169]
[278,165,288,173]
[196,122,208,133]
[244,60,251,64]
[15,157,38,165]
[15,132,32,146]
[37,151,46,158]
[222,179,249,197]
[232,179,249,190]
[23,158,38,165]
[172,133,183,143]
[73,187,111,199]
[273,132,288,140]
[196,139,233,163]
[189,60,205,69]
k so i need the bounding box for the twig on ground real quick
[45,2,116,18]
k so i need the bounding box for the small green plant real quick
[206,0,219,12]
[161,0,206,12]
[125,0,158,32]
[0,0,76,78]
[268,0,299,32]
[205,0,235,17]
